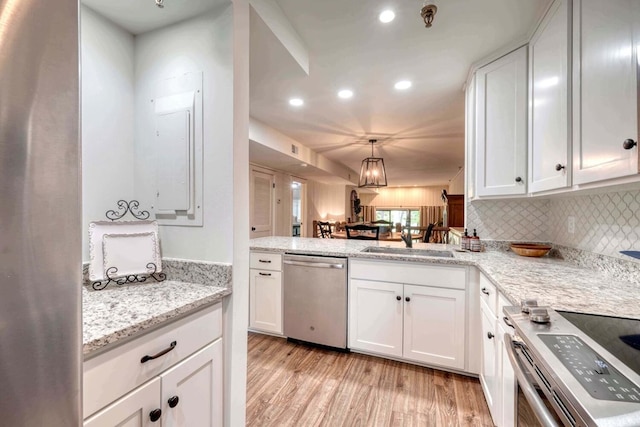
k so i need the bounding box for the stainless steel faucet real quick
[400,232,413,248]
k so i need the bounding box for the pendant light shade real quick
[358,139,388,188]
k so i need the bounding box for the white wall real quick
[306,181,346,235]
[449,167,465,194]
[81,6,136,261]
[134,7,234,262]
[359,186,447,207]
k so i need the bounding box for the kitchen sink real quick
[361,247,454,258]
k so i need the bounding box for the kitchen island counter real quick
[251,237,640,320]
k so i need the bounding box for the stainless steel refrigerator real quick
[0,0,81,425]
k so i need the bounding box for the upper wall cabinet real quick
[572,0,640,185]
[529,0,572,193]
[465,74,476,200]
[475,46,528,197]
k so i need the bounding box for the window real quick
[375,209,420,227]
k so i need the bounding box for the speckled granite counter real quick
[251,237,640,320]
[83,260,232,356]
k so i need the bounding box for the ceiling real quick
[82,0,229,34]
[249,0,552,187]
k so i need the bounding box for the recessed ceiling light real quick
[338,89,353,99]
[394,80,412,90]
[289,98,304,107]
[379,10,395,23]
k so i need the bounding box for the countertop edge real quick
[83,287,232,357]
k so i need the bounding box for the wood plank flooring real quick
[246,333,494,427]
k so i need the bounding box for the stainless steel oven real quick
[504,304,640,427]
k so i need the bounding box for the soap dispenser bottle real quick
[461,229,469,251]
[470,229,481,252]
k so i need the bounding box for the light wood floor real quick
[246,333,494,427]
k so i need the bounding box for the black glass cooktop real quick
[558,311,640,377]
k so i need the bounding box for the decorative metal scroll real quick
[105,200,150,221]
[92,263,166,291]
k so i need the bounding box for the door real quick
[291,179,306,237]
[84,378,161,427]
[349,279,403,357]
[529,0,571,193]
[249,269,283,334]
[572,0,640,184]
[161,340,223,427]
[403,285,466,369]
[250,168,274,238]
[475,46,528,196]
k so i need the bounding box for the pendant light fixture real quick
[358,139,388,188]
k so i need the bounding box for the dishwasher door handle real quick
[284,260,345,269]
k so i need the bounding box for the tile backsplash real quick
[467,198,550,242]
[467,188,640,264]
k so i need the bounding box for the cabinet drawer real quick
[250,252,282,271]
[83,303,222,418]
[350,260,466,290]
[479,273,497,317]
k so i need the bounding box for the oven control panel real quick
[540,334,640,403]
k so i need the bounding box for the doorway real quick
[291,179,306,237]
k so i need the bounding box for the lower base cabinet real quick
[349,260,467,371]
[84,340,222,427]
[84,304,224,426]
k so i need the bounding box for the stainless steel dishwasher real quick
[283,253,348,350]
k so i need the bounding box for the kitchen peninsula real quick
[251,236,640,320]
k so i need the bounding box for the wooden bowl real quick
[510,243,552,257]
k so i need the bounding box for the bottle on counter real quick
[470,229,481,252]
[461,229,469,251]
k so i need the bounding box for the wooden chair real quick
[317,221,333,238]
[422,223,435,243]
[345,224,380,240]
[432,226,450,244]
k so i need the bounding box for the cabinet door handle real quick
[149,408,162,422]
[487,332,495,339]
[623,139,637,149]
[555,163,565,171]
[503,316,515,328]
[396,295,401,301]
[251,227,256,231]
[515,176,522,183]
[168,396,180,408]
[481,287,490,295]
[258,272,272,276]
[258,259,272,263]
[405,296,411,302]
[141,341,177,363]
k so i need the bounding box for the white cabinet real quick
[475,46,528,197]
[160,340,223,427]
[480,301,499,420]
[84,378,161,427]
[349,260,467,371]
[465,74,477,200]
[349,279,403,357]
[249,251,283,335]
[403,284,466,368]
[572,0,640,185]
[529,0,572,193]
[83,304,223,426]
[478,275,518,427]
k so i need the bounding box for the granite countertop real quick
[83,261,232,356]
[250,237,640,320]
